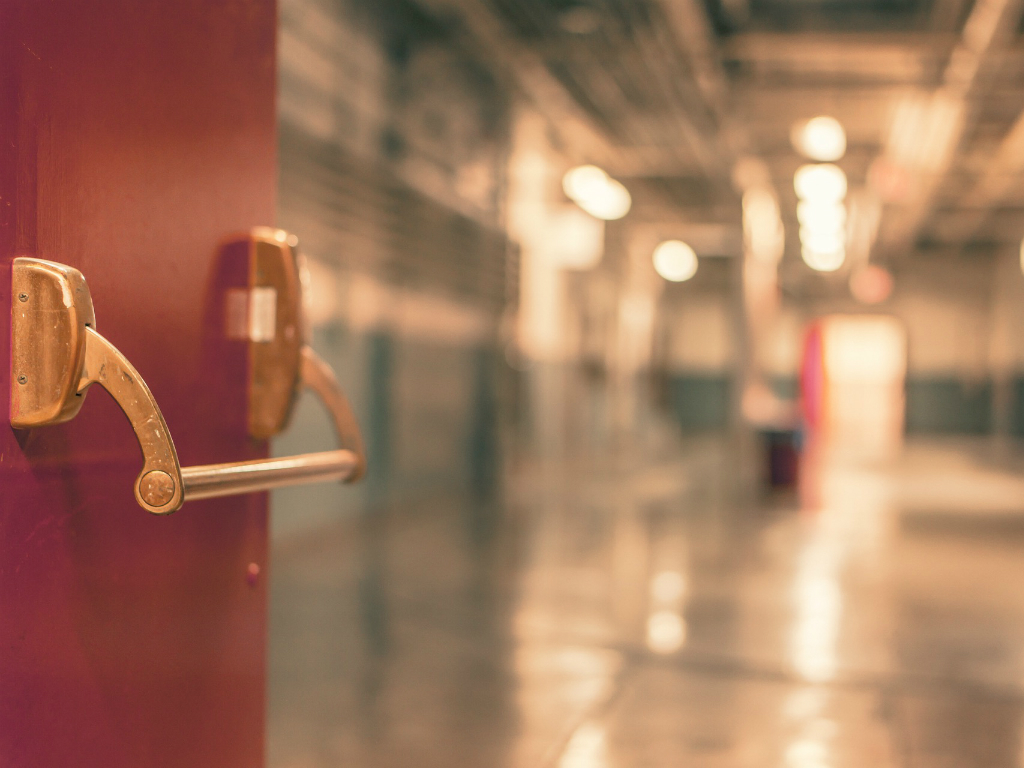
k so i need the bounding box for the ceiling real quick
[413,0,1024,289]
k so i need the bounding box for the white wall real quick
[893,287,990,377]
[664,294,734,372]
[989,250,1024,376]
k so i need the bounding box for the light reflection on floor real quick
[269,437,1024,767]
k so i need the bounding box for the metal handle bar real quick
[77,327,365,514]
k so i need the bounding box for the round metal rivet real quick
[139,470,175,508]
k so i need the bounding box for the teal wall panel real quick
[670,374,731,432]
[1005,376,1024,437]
[904,377,992,434]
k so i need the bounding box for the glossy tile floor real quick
[269,437,1024,767]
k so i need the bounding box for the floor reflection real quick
[269,437,1024,767]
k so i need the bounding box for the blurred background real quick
[268,0,1024,765]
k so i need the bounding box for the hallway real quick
[270,438,1024,767]
[264,2,1024,761]
[12,0,1024,764]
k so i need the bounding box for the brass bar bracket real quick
[300,347,366,482]
[178,348,366,502]
[78,327,185,513]
[9,231,366,515]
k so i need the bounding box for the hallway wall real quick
[770,255,1016,436]
[890,258,993,434]
[272,0,513,540]
[662,291,735,432]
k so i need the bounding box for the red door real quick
[1,2,276,766]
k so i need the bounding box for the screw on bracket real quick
[139,470,175,508]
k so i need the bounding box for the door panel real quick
[0,2,276,766]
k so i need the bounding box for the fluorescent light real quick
[800,229,845,254]
[576,178,631,220]
[653,240,698,282]
[795,116,846,162]
[794,164,847,203]
[562,165,607,201]
[562,165,632,221]
[802,245,846,272]
[646,610,686,654]
[797,201,846,234]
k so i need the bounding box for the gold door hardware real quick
[9,229,365,514]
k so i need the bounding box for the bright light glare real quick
[824,316,905,381]
[794,164,847,203]
[797,201,846,234]
[796,116,847,161]
[785,737,831,768]
[558,722,608,768]
[646,610,686,654]
[789,532,842,682]
[577,178,631,220]
[800,229,844,254]
[802,246,846,273]
[1019,237,1024,275]
[652,240,698,282]
[562,165,607,201]
[562,165,632,220]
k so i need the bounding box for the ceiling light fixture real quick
[800,229,845,255]
[562,165,632,221]
[797,201,846,234]
[563,165,606,201]
[801,245,846,273]
[794,116,847,162]
[794,164,847,203]
[577,178,631,221]
[653,240,698,282]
